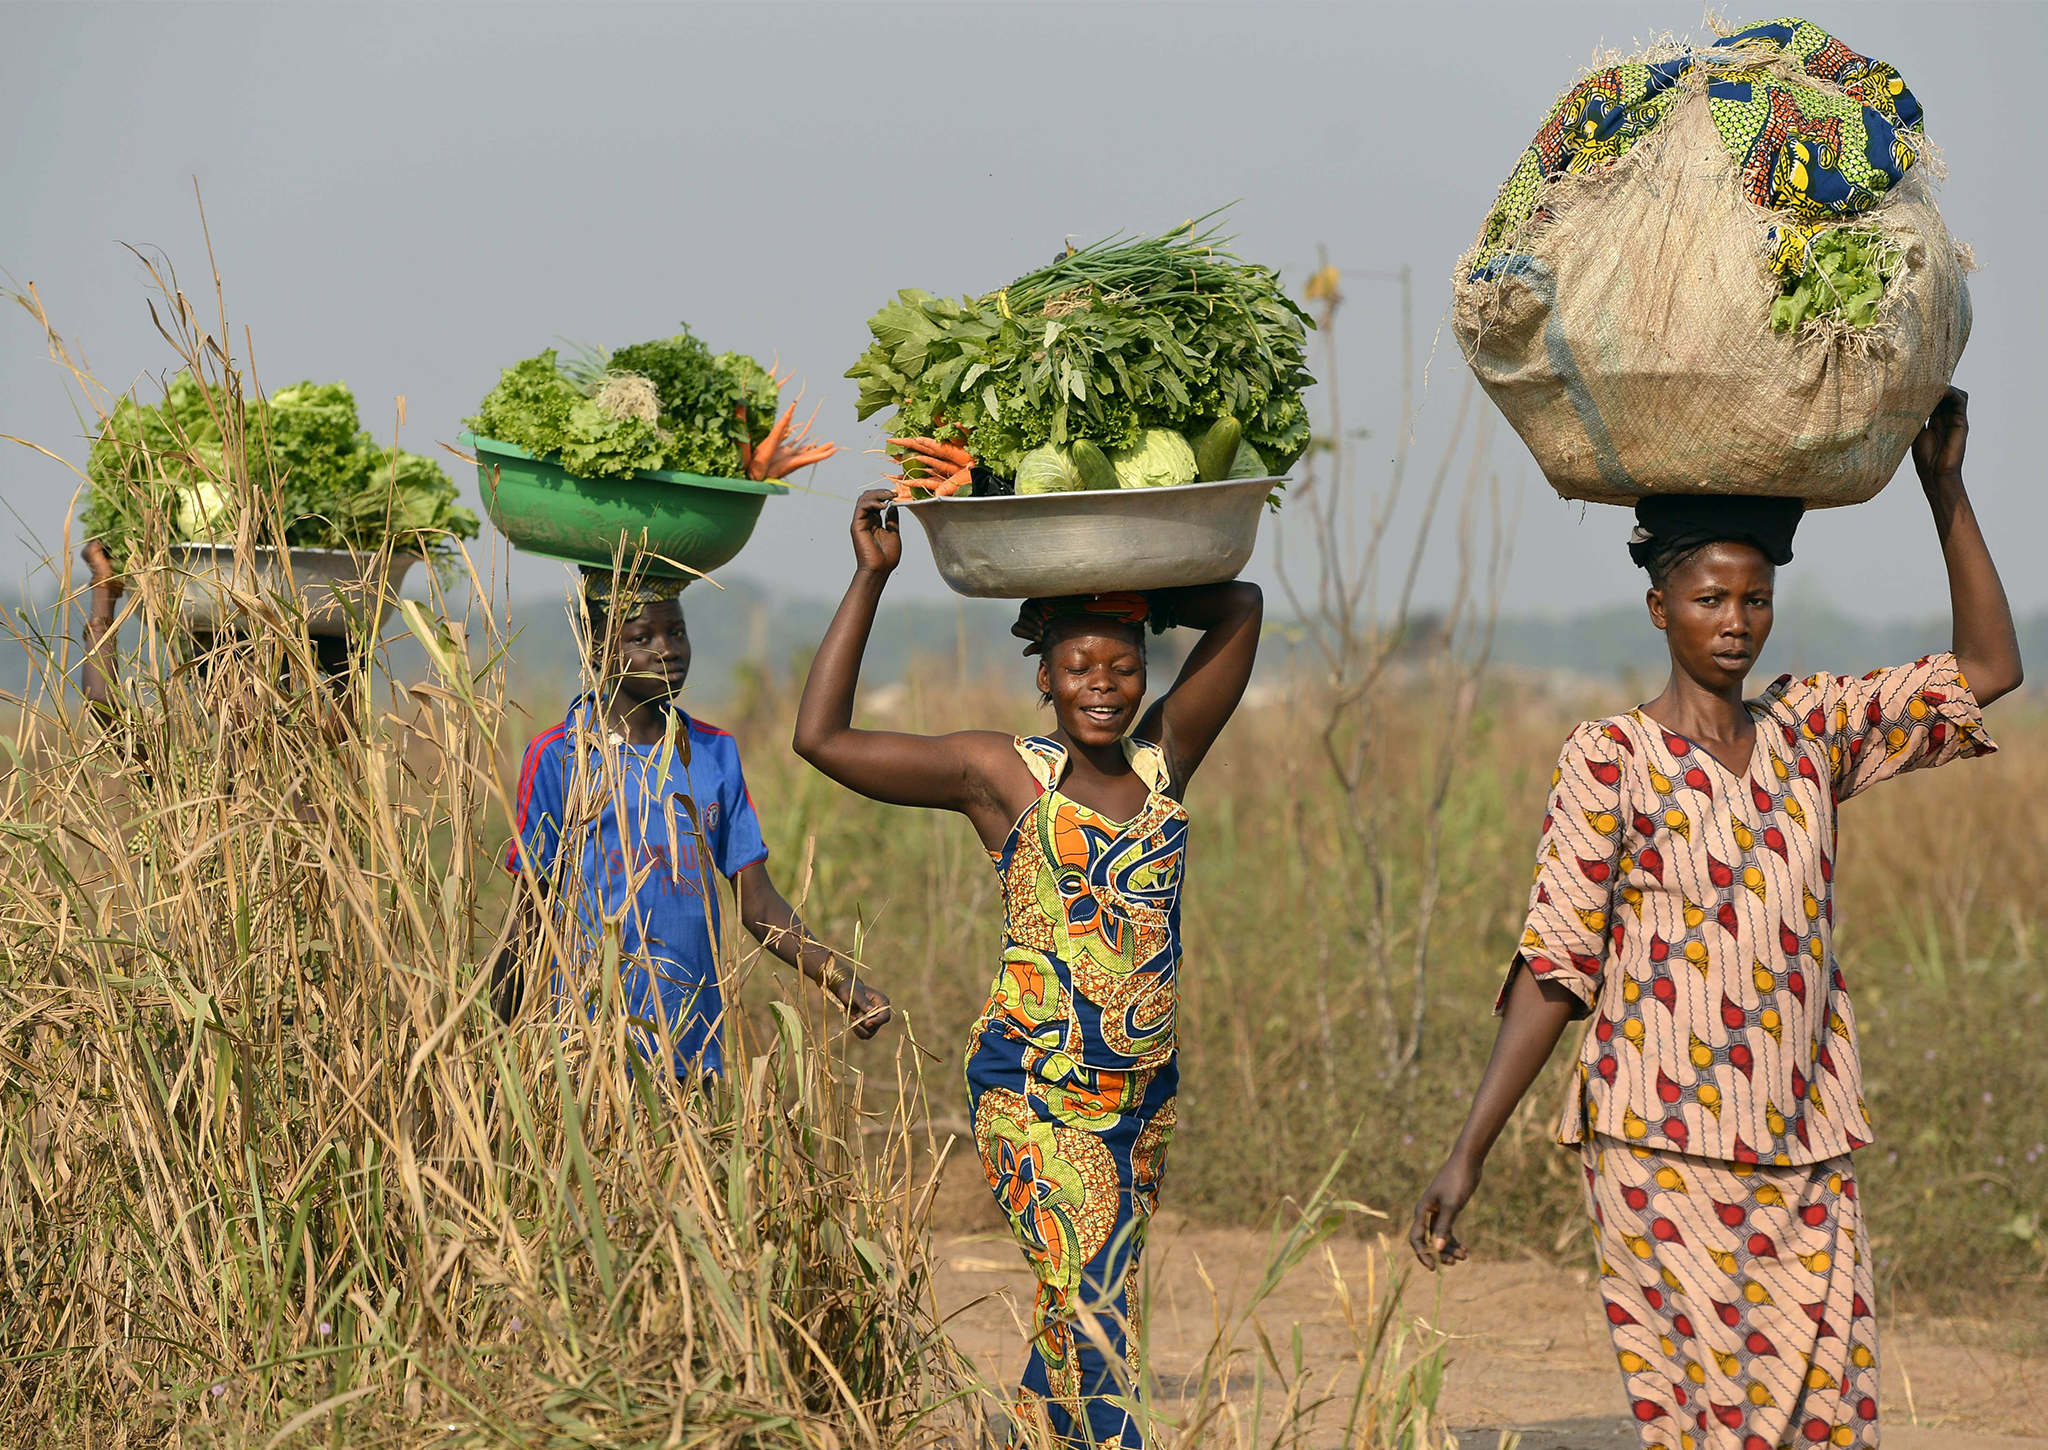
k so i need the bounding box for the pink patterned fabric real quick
[1585,1137,1878,1449]
[1511,654,1993,1164]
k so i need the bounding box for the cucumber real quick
[1070,438,1117,492]
[1194,415,1242,482]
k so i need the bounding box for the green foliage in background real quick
[846,216,1316,479]
[83,374,477,567]
[467,328,780,480]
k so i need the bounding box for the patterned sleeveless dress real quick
[966,734,1186,1450]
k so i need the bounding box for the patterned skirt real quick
[966,1020,1178,1450]
[1582,1135,1879,1449]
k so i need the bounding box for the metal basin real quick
[900,476,1283,599]
[167,545,418,638]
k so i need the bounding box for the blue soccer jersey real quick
[507,699,768,1077]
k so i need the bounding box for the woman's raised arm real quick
[793,490,1018,822]
[1916,388,2022,706]
[1136,580,1263,786]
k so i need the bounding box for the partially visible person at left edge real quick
[494,571,890,1076]
[1409,387,2020,1450]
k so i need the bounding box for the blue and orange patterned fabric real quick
[966,734,1185,1449]
[1473,16,1924,279]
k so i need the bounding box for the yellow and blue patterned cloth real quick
[967,733,1185,1448]
[1473,17,1924,280]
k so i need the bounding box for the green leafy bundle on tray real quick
[84,373,477,568]
[466,326,833,483]
[847,216,1315,500]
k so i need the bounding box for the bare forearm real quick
[793,569,887,760]
[82,615,119,712]
[1929,479,2021,704]
[741,888,848,998]
[1446,964,1580,1168]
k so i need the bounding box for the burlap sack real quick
[1453,89,1972,508]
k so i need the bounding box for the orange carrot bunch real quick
[884,433,977,501]
[737,398,837,482]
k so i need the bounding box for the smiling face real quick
[607,599,692,703]
[1036,621,1146,748]
[1647,542,1775,693]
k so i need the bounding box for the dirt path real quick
[933,1183,2048,1449]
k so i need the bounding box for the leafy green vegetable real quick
[1771,229,1896,333]
[1109,428,1198,490]
[1015,444,1085,494]
[1226,439,1269,479]
[467,328,778,480]
[847,216,1316,487]
[83,373,477,568]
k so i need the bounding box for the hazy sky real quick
[4,2,2042,624]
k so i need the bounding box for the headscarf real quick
[1627,495,1803,575]
[1012,592,1152,656]
[580,567,685,617]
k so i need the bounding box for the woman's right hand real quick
[1408,1152,1482,1271]
[851,488,902,577]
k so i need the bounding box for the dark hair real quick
[1643,539,1777,590]
[1034,617,1147,706]
[1643,542,1713,590]
[1630,495,1801,589]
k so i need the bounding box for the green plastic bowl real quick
[463,433,787,581]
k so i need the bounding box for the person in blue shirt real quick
[496,573,890,1077]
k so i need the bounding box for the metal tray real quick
[167,545,418,638]
[899,475,1282,599]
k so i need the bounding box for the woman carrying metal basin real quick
[793,488,1264,1450]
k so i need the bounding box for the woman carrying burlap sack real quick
[1456,17,1971,508]
[1408,388,2021,1450]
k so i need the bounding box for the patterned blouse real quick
[1514,653,1994,1165]
[980,736,1187,1075]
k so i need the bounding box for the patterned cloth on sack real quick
[1508,654,1993,1164]
[1473,16,1924,280]
[1585,1137,1878,1450]
[967,734,1186,1449]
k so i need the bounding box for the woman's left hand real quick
[1913,386,1968,490]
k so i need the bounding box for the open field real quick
[8,561,2044,1445]
[669,655,2048,1329]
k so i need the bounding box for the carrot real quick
[751,404,795,481]
[888,436,976,468]
[763,443,836,479]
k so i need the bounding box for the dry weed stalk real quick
[1273,257,1511,1073]
[0,237,1483,1450]
[0,256,971,1449]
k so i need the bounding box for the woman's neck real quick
[1642,669,1750,743]
[1055,730,1132,780]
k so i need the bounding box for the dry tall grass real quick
[0,259,1475,1448]
[706,652,2048,1328]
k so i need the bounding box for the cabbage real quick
[173,480,232,542]
[1015,444,1085,494]
[1227,440,1269,479]
[1110,429,1197,490]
